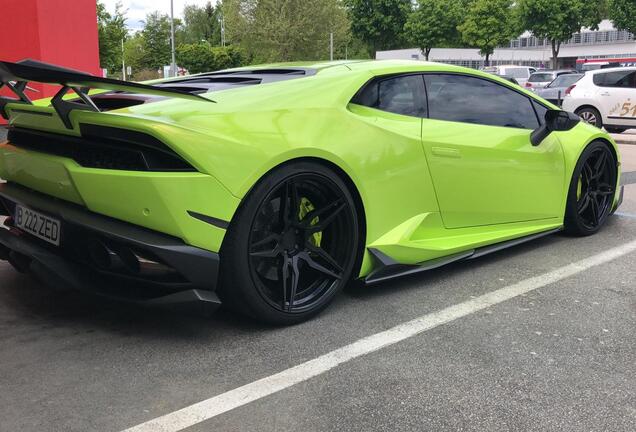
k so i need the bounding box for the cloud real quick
[101,0,218,30]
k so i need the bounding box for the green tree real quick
[139,11,179,70]
[345,0,412,57]
[123,33,147,78]
[458,0,515,66]
[404,0,461,61]
[97,1,128,76]
[221,0,351,63]
[516,0,604,69]
[182,2,222,45]
[608,0,636,35]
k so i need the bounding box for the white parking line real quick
[121,239,636,432]
[616,212,636,219]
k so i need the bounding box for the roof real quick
[532,69,577,73]
[586,66,636,74]
[221,59,450,74]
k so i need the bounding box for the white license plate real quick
[15,205,61,246]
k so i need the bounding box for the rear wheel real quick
[564,142,617,236]
[575,107,603,128]
[219,162,360,325]
[606,127,626,134]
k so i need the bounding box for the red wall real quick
[0,0,100,99]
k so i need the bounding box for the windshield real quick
[505,68,529,78]
[549,74,583,88]
[528,73,554,82]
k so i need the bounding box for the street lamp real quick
[170,0,176,77]
[220,11,225,47]
[121,38,127,81]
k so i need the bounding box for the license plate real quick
[15,205,61,246]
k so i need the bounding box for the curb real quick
[612,136,636,145]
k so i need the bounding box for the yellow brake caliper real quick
[299,197,322,247]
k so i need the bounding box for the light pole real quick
[121,38,127,81]
[220,11,226,47]
[330,32,333,61]
[170,0,176,77]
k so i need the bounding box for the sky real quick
[101,0,217,30]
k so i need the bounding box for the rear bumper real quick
[0,183,221,313]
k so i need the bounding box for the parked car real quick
[577,61,623,72]
[525,70,577,91]
[534,73,584,106]
[562,66,636,134]
[484,65,537,86]
[0,59,623,324]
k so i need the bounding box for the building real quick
[0,0,100,98]
[377,20,636,70]
[376,47,550,69]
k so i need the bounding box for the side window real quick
[593,70,636,88]
[352,74,427,117]
[424,74,540,129]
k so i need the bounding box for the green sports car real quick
[0,59,623,324]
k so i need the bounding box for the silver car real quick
[534,73,584,106]
[525,69,577,91]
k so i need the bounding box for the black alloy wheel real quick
[565,142,617,236]
[220,162,360,324]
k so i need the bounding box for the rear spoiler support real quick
[51,86,99,129]
[0,59,214,128]
[0,80,33,120]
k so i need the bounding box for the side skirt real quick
[364,227,562,285]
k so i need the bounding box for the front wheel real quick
[219,162,360,325]
[564,141,617,236]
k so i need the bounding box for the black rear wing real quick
[0,59,213,128]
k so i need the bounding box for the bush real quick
[131,68,162,81]
[176,44,249,74]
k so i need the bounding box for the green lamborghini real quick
[0,59,623,324]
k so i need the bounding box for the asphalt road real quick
[0,129,635,432]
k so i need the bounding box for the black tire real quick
[564,141,617,236]
[219,161,361,325]
[575,107,603,129]
[606,127,626,134]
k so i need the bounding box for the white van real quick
[484,65,537,86]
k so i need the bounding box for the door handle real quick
[600,92,611,96]
[431,147,461,158]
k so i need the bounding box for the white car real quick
[562,67,636,134]
[483,65,537,86]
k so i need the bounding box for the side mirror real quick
[530,110,580,146]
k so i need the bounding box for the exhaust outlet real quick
[113,246,179,279]
[86,238,178,279]
[135,253,177,278]
[87,239,127,272]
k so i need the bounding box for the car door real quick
[421,73,565,229]
[347,73,443,234]
[594,70,636,127]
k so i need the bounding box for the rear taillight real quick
[525,82,532,87]
[565,84,576,95]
